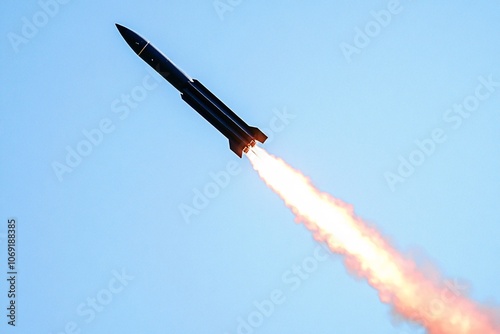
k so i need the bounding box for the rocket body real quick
[116,24,267,157]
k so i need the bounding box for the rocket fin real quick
[248,126,267,144]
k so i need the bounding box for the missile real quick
[115,24,267,157]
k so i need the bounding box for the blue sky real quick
[1,1,499,333]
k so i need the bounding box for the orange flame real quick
[247,146,498,334]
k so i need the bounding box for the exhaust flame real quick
[247,146,498,334]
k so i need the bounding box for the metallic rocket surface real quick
[116,24,267,157]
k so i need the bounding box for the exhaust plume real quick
[247,146,498,334]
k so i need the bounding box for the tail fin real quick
[229,139,245,158]
[248,126,268,144]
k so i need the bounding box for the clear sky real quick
[1,1,499,333]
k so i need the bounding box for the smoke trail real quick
[247,146,498,334]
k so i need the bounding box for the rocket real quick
[115,24,267,157]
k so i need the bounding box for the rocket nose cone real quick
[115,23,128,37]
[115,24,148,54]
